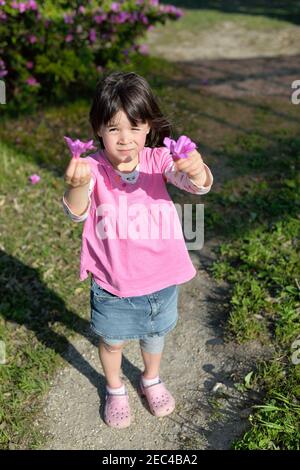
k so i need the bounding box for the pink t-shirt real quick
[62,146,213,297]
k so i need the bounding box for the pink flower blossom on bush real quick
[138,44,149,55]
[110,2,121,12]
[29,34,37,43]
[94,13,107,24]
[65,34,74,43]
[113,12,130,24]
[64,13,75,24]
[159,4,183,18]
[89,29,97,42]
[0,59,7,77]
[26,76,39,86]
[140,14,149,25]
[27,0,37,10]
[11,0,37,13]
[2,0,184,110]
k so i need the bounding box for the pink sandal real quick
[104,389,131,428]
[138,377,175,417]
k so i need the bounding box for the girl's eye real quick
[108,128,140,132]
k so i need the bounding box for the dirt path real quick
[38,16,291,450]
[146,19,300,61]
[38,244,272,450]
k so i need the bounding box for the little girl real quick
[62,71,213,429]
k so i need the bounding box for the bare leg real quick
[140,348,163,379]
[98,339,124,389]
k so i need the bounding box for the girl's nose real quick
[118,130,132,143]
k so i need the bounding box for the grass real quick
[160,0,300,25]
[156,8,292,33]
[142,6,299,57]
[208,133,300,448]
[233,366,300,450]
[0,143,93,448]
[0,8,300,449]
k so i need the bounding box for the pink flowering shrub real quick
[0,0,183,112]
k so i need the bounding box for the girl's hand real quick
[174,149,206,182]
[64,158,92,188]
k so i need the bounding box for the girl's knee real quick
[100,338,124,353]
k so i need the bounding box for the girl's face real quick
[98,109,150,167]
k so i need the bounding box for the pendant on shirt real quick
[114,174,127,187]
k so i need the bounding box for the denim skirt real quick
[90,277,179,341]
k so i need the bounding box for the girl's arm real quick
[163,160,213,195]
[62,178,95,222]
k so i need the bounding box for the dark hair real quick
[89,71,172,149]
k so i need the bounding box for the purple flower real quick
[140,14,149,25]
[138,44,149,55]
[163,135,197,160]
[64,13,75,24]
[79,6,85,14]
[28,174,40,184]
[26,76,39,86]
[18,2,27,13]
[29,34,37,44]
[115,12,129,24]
[28,0,38,10]
[11,1,38,13]
[110,2,121,12]
[94,13,107,23]
[65,34,74,43]
[129,12,139,23]
[160,5,183,18]
[26,61,34,69]
[0,0,6,5]
[64,136,96,159]
[89,29,97,42]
